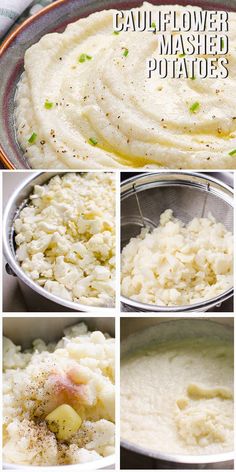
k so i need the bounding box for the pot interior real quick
[120,318,234,464]
[3,316,115,349]
[121,173,233,248]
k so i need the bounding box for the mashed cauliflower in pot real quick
[121,323,233,455]
[3,322,115,466]
[121,209,233,307]
[14,172,115,307]
[15,3,236,169]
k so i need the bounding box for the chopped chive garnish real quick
[179,53,186,58]
[190,76,196,80]
[28,132,37,144]
[220,37,224,49]
[151,22,156,30]
[229,149,236,156]
[113,31,120,35]
[88,137,98,146]
[78,53,92,63]
[189,101,200,113]
[123,48,129,57]
[44,100,53,109]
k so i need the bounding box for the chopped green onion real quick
[190,76,196,80]
[88,137,98,146]
[28,132,37,144]
[189,101,200,113]
[113,31,120,35]
[220,37,224,49]
[78,53,92,63]
[44,100,53,109]
[123,48,129,57]
[151,22,156,30]
[179,53,186,58]
[229,149,236,156]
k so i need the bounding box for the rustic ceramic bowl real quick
[0,0,236,168]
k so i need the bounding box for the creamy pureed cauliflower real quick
[15,3,236,169]
[14,172,115,307]
[121,209,233,306]
[3,323,115,466]
[121,323,234,455]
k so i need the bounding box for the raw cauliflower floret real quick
[14,173,116,307]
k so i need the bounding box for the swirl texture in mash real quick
[15,3,236,169]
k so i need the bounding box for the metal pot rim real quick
[121,171,234,197]
[121,171,234,312]
[120,438,234,464]
[3,453,115,470]
[3,171,115,313]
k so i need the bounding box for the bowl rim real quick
[0,0,69,169]
[120,171,234,312]
[3,171,116,313]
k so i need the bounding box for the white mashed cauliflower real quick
[3,322,115,466]
[14,172,115,307]
[15,3,236,169]
[121,334,234,455]
[121,209,233,306]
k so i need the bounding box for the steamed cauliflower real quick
[3,323,115,466]
[121,209,233,306]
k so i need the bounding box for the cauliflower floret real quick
[121,209,233,306]
[14,173,115,307]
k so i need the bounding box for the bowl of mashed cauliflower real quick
[3,172,116,312]
[3,317,115,469]
[0,0,235,169]
[121,317,234,468]
[121,171,233,312]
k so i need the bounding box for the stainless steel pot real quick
[120,317,234,469]
[3,172,115,313]
[3,316,115,470]
[121,172,234,312]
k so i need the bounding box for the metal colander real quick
[121,172,234,312]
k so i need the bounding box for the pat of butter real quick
[46,403,82,440]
